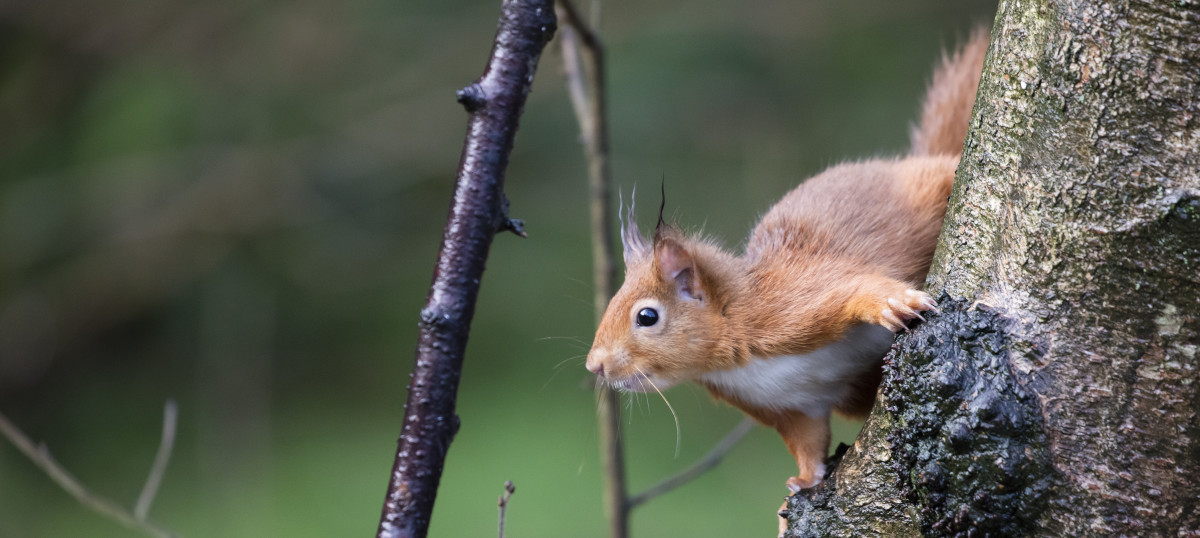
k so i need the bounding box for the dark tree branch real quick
[375,2,556,537]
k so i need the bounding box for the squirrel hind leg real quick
[770,411,831,493]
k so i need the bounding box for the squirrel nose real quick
[586,360,605,377]
[586,352,606,377]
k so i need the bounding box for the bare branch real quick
[0,411,180,538]
[594,387,627,536]
[560,0,754,526]
[375,2,556,537]
[560,27,593,144]
[497,480,516,538]
[135,399,179,521]
[554,1,628,537]
[628,417,756,509]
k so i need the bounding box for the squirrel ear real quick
[655,239,702,301]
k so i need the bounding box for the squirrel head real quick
[586,202,741,392]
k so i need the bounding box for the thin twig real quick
[593,386,627,537]
[554,2,628,538]
[628,417,756,509]
[560,0,756,526]
[0,411,179,538]
[496,480,516,538]
[135,399,179,521]
[559,25,592,147]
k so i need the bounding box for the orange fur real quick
[586,31,989,493]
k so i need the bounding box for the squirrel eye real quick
[635,307,659,327]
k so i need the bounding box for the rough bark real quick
[376,2,555,537]
[785,0,1199,535]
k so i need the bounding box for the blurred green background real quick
[0,0,995,536]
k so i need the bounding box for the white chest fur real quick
[698,323,895,418]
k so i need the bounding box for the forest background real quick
[0,0,995,536]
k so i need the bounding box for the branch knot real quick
[496,193,527,237]
[456,84,487,112]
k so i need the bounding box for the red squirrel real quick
[585,30,988,493]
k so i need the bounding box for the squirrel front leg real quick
[842,273,938,332]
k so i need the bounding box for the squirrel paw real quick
[879,289,938,332]
[785,473,823,494]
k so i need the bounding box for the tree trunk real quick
[785,1,1200,536]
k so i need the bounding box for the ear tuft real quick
[655,239,702,301]
[620,188,651,265]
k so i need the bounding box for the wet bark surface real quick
[786,296,1056,537]
[883,295,1054,536]
[785,0,1199,535]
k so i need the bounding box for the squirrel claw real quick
[879,289,937,331]
[907,289,939,313]
[887,297,925,322]
[880,308,906,332]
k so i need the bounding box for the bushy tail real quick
[909,28,990,157]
